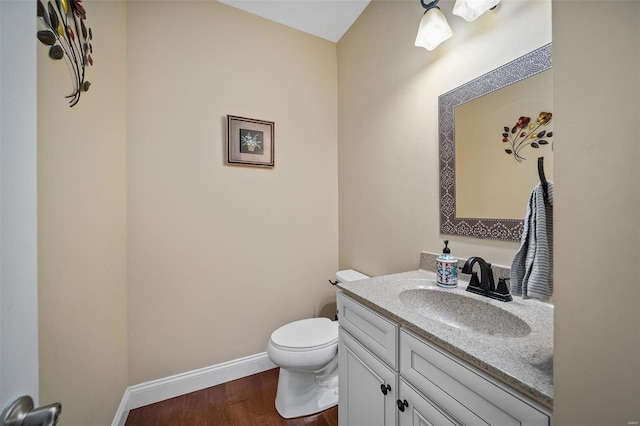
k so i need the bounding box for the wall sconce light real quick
[414,0,453,51]
[452,0,501,22]
[415,0,500,51]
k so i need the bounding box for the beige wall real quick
[126,1,339,384]
[337,0,552,274]
[37,2,128,425]
[553,1,640,424]
[37,0,338,419]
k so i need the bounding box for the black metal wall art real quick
[37,0,93,107]
[502,112,553,162]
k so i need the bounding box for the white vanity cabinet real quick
[338,292,552,426]
[338,291,399,425]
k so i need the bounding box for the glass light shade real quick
[452,0,501,22]
[414,7,453,51]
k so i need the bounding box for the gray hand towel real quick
[510,182,553,301]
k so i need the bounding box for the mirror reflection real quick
[439,43,552,241]
[455,69,553,220]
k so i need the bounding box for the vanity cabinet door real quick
[339,328,398,426]
[400,330,550,426]
[397,378,462,426]
[338,292,398,369]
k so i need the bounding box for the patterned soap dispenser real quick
[437,240,458,288]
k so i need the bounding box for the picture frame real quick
[227,115,275,168]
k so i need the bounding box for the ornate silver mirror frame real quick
[439,43,552,241]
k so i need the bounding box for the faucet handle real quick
[496,278,510,295]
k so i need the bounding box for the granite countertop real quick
[337,268,554,409]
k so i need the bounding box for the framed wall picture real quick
[227,115,275,168]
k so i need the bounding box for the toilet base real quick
[274,366,338,419]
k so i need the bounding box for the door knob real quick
[0,396,61,426]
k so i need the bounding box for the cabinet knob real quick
[380,384,391,395]
[396,399,408,412]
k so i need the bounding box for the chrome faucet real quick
[461,257,512,302]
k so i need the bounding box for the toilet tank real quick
[336,269,369,283]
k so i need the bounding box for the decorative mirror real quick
[439,43,552,241]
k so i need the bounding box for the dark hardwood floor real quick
[125,368,338,426]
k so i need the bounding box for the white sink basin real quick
[399,288,531,338]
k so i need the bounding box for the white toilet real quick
[266,269,369,419]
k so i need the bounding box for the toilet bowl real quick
[267,269,369,419]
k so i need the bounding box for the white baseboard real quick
[112,352,277,426]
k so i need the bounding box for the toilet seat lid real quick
[270,318,338,350]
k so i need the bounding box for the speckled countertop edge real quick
[338,255,553,409]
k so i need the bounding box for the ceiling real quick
[217,0,371,43]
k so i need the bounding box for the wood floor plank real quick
[252,412,286,426]
[182,390,207,426]
[246,371,277,418]
[125,399,168,426]
[206,383,230,425]
[321,406,338,426]
[156,395,185,426]
[302,412,330,426]
[124,403,158,426]
[225,375,248,405]
[254,412,307,426]
[261,369,279,399]
[228,400,255,426]
[257,367,279,388]
[124,368,337,426]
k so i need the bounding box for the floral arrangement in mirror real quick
[502,112,553,162]
[37,0,93,107]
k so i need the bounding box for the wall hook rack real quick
[538,157,549,202]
